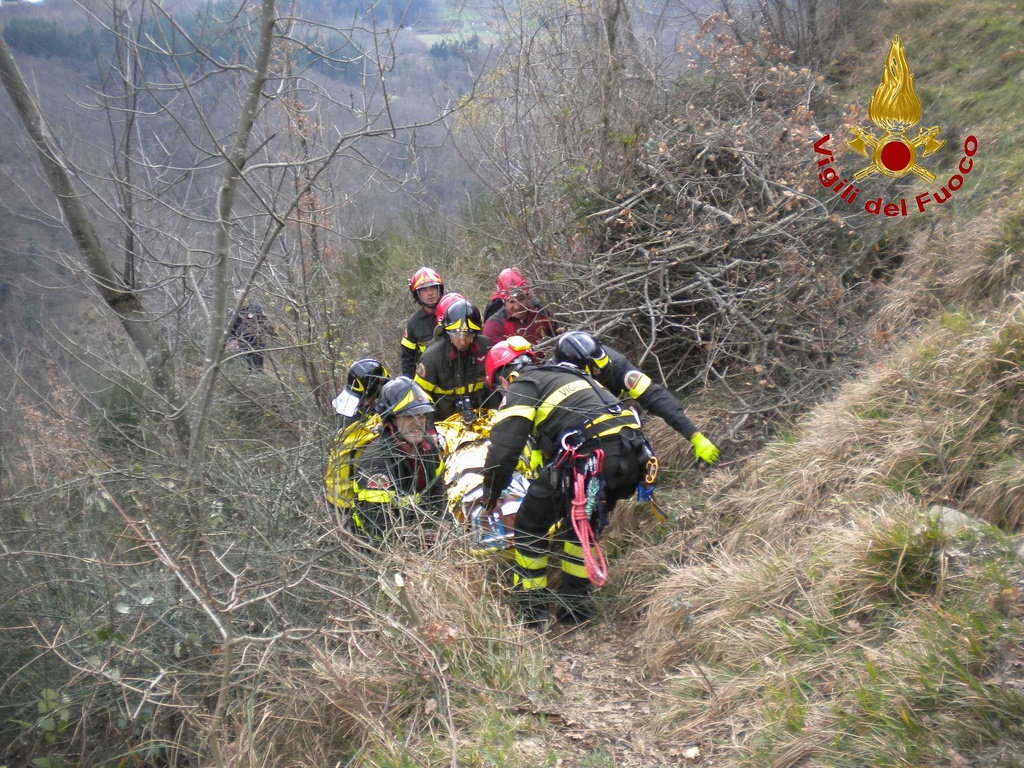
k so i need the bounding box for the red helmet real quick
[496,267,529,300]
[435,292,465,323]
[409,267,445,306]
[485,335,537,388]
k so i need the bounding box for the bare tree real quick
[457,6,877,447]
[0,0,457,484]
[0,3,471,763]
[456,0,659,257]
[0,27,192,449]
[690,0,863,66]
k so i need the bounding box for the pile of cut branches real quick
[553,21,887,433]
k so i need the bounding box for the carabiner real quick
[560,429,583,452]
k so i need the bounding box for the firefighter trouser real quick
[510,432,645,595]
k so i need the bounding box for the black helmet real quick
[348,358,389,400]
[554,331,610,375]
[375,376,435,420]
[333,358,391,417]
[441,299,483,335]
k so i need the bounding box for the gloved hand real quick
[691,432,719,466]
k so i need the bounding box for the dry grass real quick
[703,296,1024,550]
[637,494,1024,763]
[6,3,1024,766]
[627,286,1024,764]
[0,460,550,768]
[875,205,1024,332]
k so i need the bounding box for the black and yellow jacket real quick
[414,335,495,421]
[325,413,382,509]
[400,308,439,378]
[594,345,698,440]
[482,364,642,503]
[352,431,446,537]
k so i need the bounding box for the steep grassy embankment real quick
[626,3,1024,765]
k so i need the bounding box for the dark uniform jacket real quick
[414,335,495,421]
[481,304,558,345]
[231,302,273,346]
[352,431,445,537]
[483,295,504,322]
[594,346,699,440]
[400,308,439,378]
[482,364,642,503]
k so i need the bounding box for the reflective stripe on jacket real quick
[414,335,494,421]
[400,309,439,377]
[595,345,698,440]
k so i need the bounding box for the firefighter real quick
[552,331,719,467]
[429,291,466,341]
[352,376,446,538]
[481,337,649,627]
[400,267,446,378]
[415,298,495,421]
[325,359,391,518]
[229,290,274,370]
[481,268,559,345]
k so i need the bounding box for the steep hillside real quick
[312,2,1024,765]
[611,2,1024,766]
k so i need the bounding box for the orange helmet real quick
[409,267,445,306]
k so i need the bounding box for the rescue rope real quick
[569,449,607,586]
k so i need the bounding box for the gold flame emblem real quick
[847,35,944,182]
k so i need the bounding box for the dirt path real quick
[520,620,710,767]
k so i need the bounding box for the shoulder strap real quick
[535,364,622,410]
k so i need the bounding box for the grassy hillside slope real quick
[623,2,1024,765]
[4,2,1024,767]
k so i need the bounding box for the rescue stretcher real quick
[433,408,533,554]
[431,402,661,560]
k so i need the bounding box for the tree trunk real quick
[0,32,192,452]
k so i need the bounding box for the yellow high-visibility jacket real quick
[325,413,382,508]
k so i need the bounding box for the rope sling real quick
[566,448,608,587]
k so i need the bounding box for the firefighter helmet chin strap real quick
[496,362,527,388]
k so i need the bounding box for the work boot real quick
[555,578,595,626]
[511,587,551,630]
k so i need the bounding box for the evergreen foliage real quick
[2,2,359,76]
[429,34,480,60]
[2,17,91,60]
